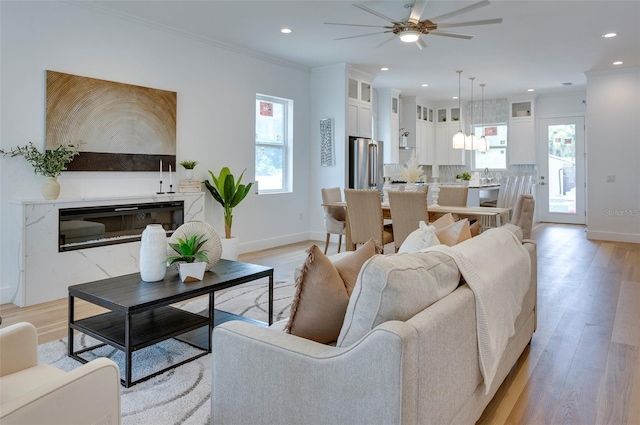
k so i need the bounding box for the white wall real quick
[585,68,640,243]
[0,0,313,300]
[308,64,348,242]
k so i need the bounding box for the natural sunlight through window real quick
[255,94,293,193]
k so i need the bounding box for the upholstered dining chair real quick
[343,189,393,250]
[510,193,536,239]
[388,190,429,252]
[429,185,469,222]
[321,187,347,254]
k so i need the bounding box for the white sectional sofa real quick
[211,227,537,425]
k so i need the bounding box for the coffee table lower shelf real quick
[70,308,265,387]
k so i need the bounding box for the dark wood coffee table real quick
[68,259,273,387]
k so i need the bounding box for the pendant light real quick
[452,70,465,149]
[465,77,478,150]
[477,83,489,152]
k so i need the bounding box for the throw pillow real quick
[470,220,482,237]
[431,212,455,230]
[337,250,461,347]
[398,221,441,253]
[284,240,380,343]
[435,218,471,246]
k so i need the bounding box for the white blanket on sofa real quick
[425,227,531,393]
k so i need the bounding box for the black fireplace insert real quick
[58,201,184,252]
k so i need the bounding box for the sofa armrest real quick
[212,320,419,425]
[0,358,121,425]
[0,323,38,377]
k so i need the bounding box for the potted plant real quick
[0,141,81,200]
[179,160,198,180]
[167,233,210,282]
[204,167,252,260]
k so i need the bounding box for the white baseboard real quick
[0,285,16,306]
[586,230,640,243]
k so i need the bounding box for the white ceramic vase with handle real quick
[140,224,167,282]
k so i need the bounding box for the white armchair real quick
[0,322,121,425]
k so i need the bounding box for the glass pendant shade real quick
[453,130,465,149]
[452,70,464,149]
[465,133,478,150]
[477,135,489,152]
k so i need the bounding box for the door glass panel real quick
[547,124,576,214]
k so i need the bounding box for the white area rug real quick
[38,280,295,425]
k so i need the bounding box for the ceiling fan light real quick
[453,130,465,149]
[399,30,420,42]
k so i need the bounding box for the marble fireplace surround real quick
[5,192,205,307]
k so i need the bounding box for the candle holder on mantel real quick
[157,181,165,194]
[167,184,175,194]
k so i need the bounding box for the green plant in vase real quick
[179,160,198,180]
[0,141,81,199]
[167,233,209,265]
[204,167,252,239]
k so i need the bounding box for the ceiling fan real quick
[325,0,502,49]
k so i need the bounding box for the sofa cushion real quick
[337,250,461,347]
[435,218,471,246]
[398,221,440,253]
[284,240,379,343]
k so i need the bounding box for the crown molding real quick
[585,67,639,78]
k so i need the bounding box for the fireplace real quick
[59,201,184,252]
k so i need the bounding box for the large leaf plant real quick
[204,167,252,239]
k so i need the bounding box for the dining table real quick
[322,201,511,251]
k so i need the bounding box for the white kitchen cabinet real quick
[377,88,401,163]
[435,107,465,166]
[509,99,536,164]
[347,74,373,138]
[402,96,435,165]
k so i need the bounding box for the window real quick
[473,123,508,170]
[255,94,293,193]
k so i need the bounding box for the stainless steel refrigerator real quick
[348,137,384,190]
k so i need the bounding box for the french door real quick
[537,117,585,224]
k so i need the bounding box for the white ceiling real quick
[88,0,640,101]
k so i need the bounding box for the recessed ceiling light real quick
[602,32,617,38]
[613,61,623,65]
[452,96,459,99]
[421,84,429,87]
[527,88,535,92]
[380,67,389,71]
[280,28,292,34]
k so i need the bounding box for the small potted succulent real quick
[179,160,198,180]
[167,233,209,282]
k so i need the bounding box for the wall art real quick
[45,70,176,171]
[320,118,334,167]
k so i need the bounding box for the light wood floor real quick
[1,223,638,424]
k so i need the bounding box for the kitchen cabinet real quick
[347,73,373,138]
[435,106,465,166]
[378,88,401,164]
[509,99,536,164]
[402,97,435,165]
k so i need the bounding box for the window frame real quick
[472,122,508,171]
[255,94,293,194]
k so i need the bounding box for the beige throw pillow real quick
[284,240,380,343]
[431,213,455,230]
[435,218,471,246]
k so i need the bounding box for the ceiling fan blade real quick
[415,37,428,50]
[325,22,388,28]
[428,0,490,22]
[429,30,474,40]
[375,36,397,49]
[436,18,503,29]
[334,31,388,41]
[353,3,398,24]
[408,0,429,23]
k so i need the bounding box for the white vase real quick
[178,262,206,283]
[220,237,239,261]
[140,224,167,282]
[41,177,60,200]
[184,169,194,180]
[404,182,418,192]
